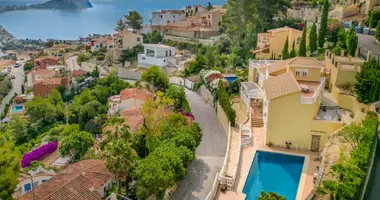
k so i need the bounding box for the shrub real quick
[217,82,236,125]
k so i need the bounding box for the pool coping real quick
[239,148,310,200]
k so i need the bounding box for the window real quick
[218,21,221,26]
[302,69,308,77]
[137,37,140,42]
[24,183,31,192]
[296,38,301,44]
[208,15,211,19]
[42,180,47,183]
[295,69,301,76]
[167,20,170,24]
[160,15,163,18]
[173,15,175,18]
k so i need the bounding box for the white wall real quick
[14,175,53,198]
[138,54,168,67]
[98,180,112,198]
[151,12,185,26]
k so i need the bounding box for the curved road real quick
[171,89,227,200]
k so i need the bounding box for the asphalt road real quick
[358,34,380,60]
[171,89,227,200]
[0,61,25,120]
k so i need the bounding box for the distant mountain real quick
[30,0,93,10]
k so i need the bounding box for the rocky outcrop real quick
[0,26,14,41]
[31,0,93,10]
[0,0,92,13]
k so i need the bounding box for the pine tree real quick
[282,37,290,59]
[290,40,297,58]
[309,23,318,53]
[318,0,329,48]
[299,22,307,56]
[115,19,126,31]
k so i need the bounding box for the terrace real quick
[315,106,341,122]
[240,82,264,112]
[299,77,326,105]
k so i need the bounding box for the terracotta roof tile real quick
[20,160,110,200]
[120,106,144,132]
[286,57,323,68]
[264,72,301,100]
[259,60,287,74]
[120,88,153,101]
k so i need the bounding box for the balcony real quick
[300,77,326,105]
[240,82,264,112]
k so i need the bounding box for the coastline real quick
[0,0,93,13]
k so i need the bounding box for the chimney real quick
[340,50,345,57]
[367,51,372,62]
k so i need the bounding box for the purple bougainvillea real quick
[21,141,58,168]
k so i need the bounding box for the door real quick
[311,135,321,152]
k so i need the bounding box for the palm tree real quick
[103,116,131,143]
[104,138,137,194]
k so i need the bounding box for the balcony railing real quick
[300,77,326,104]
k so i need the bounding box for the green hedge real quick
[217,82,236,126]
[334,114,378,200]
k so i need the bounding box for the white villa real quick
[151,10,186,27]
[137,44,176,67]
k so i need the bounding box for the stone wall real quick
[216,102,229,135]
[287,7,320,23]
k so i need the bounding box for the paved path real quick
[66,56,80,71]
[0,61,24,120]
[171,89,227,200]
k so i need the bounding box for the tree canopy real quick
[59,130,95,162]
[309,23,318,53]
[141,66,169,91]
[318,0,329,48]
[258,191,286,200]
[355,59,380,104]
[345,28,358,56]
[125,10,143,32]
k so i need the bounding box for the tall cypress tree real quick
[319,0,329,48]
[299,22,307,56]
[290,40,297,58]
[282,37,290,59]
[309,23,318,53]
[346,28,358,56]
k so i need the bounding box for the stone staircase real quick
[250,100,264,128]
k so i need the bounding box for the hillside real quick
[30,0,93,10]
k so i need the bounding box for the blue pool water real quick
[224,76,238,83]
[243,151,305,200]
[11,105,24,113]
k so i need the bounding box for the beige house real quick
[164,7,225,39]
[253,27,304,59]
[240,57,344,151]
[112,30,143,61]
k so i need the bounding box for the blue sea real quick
[0,0,226,40]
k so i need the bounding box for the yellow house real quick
[323,50,379,122]
[112,30,143,61]
[253,27,303,59]
[240,57,344,151]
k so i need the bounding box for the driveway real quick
[0,62,25,120]
[66,55,80,71]
[171,89,227,200]
[358,34,380,60]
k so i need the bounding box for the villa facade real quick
[253,27,304,59]
[90,36,114,52]
[137,44,176,67]
[151,10,186,31]
[241,57,344,151]
[112,30,143,61]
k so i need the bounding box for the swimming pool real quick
[243,151,305,200]
[11,105,24,113]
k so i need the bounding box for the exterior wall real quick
[216,102,229,135]
[288,66,321,82]
[144,46,175,58]
[336,91,370,122]
[310,120,344,150]
[138,54,168,67]
[14,176,53,198]
[119,98,143,111]
[122,33,143,50]
[287,7,320,23]
[240,96,249,114]
[335,67,357,86]
[165,28,196,38]
[266,92,316,150]
[97,179,112,198]
[151,12,185,26]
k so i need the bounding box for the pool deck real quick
[217,127,319,200]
